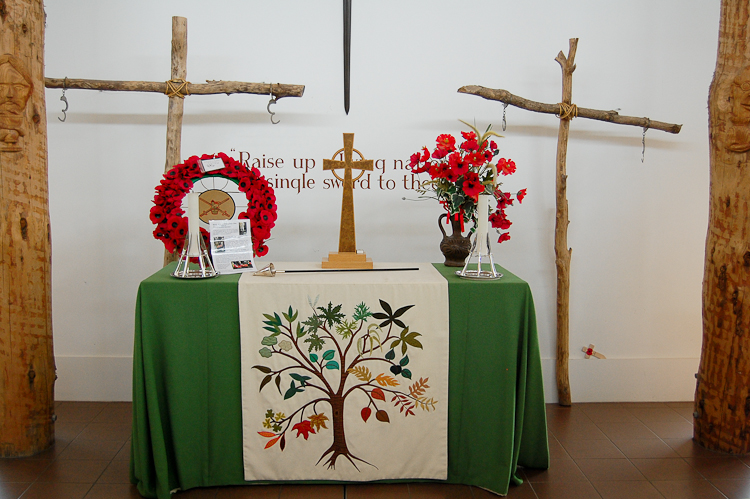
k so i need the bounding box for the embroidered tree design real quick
[252,298,437,470]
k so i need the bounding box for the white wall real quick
[43,0,719,402]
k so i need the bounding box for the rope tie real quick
[556,102,578,120]
[165,78,190,99]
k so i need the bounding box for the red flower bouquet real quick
[409,122,526,243]
[150,153,276,257]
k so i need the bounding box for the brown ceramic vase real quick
[438,213,472,267]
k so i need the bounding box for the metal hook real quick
[267,83,279,124]
[58,77,68,123]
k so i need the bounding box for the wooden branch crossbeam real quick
[44,78,305,99]
[458,85,681,134]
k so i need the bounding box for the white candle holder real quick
[455,232,503,280]
[172,230,218,279]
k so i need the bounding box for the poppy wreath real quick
[149,152,277,257]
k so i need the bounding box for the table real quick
[130,263,549,498]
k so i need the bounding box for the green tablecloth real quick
[130,263,548,498]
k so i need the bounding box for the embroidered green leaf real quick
[290,373,311,386]
[353,302,372,322]
[335,319,357,339]
[385,349,395,361]
[399,355,410,367]
[390,327,422,355]
[261,335,278,346]
[322,350,336,361]
[259,347,273,358]
[317,302,345,327]
[310,353,318,363]
[302,314,323,334]
[263,325,281,334]
[263,313,283,326]
[284,381,303,400]
[325,361,339,370]
[282,306,299,323]
[304,333,324,352]
[401,368,412,379]
[296,323,306,338]
[404,331,423,349]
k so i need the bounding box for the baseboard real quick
[541,357,700,404]
[54,355,699,403]
[55,355,133,401]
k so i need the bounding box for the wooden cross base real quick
[322,251,373,269]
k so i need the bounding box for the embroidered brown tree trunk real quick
[318,394,351,468]
[695,0,750,453]
[0,0,55,457]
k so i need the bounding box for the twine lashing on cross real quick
[556,102,578,120]
[165,78,190,98]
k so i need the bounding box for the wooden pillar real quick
[695,0,750,453]
[163,16,187,266]
[0,0,55,456]
[553,40,577,407]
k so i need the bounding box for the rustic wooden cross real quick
[322,133,373,268]
[44,16,305,264]
[458,38,681,406]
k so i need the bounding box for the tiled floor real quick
[0,401,748,498]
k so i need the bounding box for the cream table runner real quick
[238,263,449,482]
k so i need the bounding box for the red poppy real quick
[149,206,166,224]
[448,152,469,176]
[497,232,511,243]
[420,146,430,162]
[460,138,478,152]
[489,212,512,230]
[497,158,516,176]
[462,171,484,198]
[517,188,527,203]
[412,161,431,174]
[436,134,456,152]
[432,147,449,160]
[409,152,421,168]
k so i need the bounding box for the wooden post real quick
[695,0,750,454]
[554,39,577,407]
[0,0,55,456]
[164,16,187,265]
[458,39,681,406]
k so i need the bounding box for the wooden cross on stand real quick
[322,133,373,269]
[458,38,682,406]
[43,16,305,265]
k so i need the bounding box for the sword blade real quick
[343,0,351,114]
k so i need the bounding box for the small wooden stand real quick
[322,251,373,269]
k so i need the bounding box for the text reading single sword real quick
[254,263,419,277]
[344,0,351,114]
